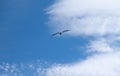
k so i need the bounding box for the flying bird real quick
[52,30,70,36]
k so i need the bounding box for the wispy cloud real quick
[1,0,120,76]
[46,52,120,76]
[48,0,120,36]
[0,62,45,76]
[87,38,116,53]
[0,63,22,76]
[46,0,120,76]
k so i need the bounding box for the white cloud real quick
[87,38,114,53]
[45,52,120,76]
[2,0,120,76]
[0,63,44,76]
[46,0,120,76]
[48,0,120,36]
[48,0,120,16]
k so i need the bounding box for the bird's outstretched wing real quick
[52,32,60,36]
[62,30,70,33]
[52,30,70,36]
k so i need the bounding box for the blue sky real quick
[1,0,120,76]
[0,0,86,64]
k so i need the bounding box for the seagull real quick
[52,30,70,36]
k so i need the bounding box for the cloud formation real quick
[48,0,120,36]
[1,0,120,76]
[46,0,120,76]
[46,52,120,76]
[0,62,46,76]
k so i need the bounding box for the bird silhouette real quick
[52,30,70,36]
